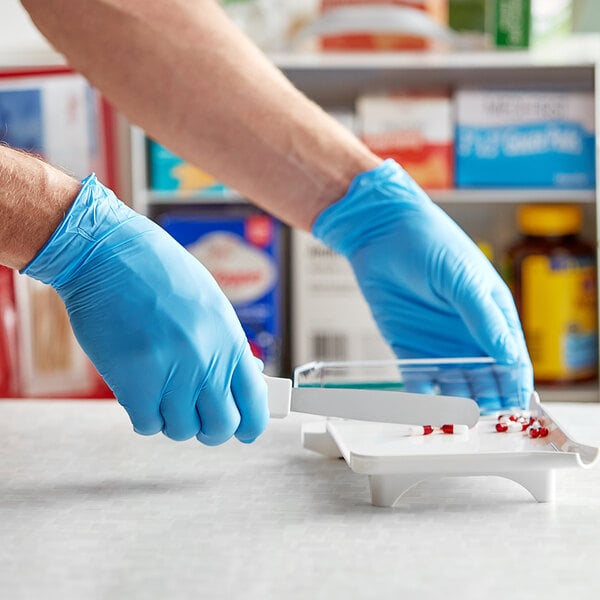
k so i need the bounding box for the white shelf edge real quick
[144,189,595,206]
[270,35,600,71]
[537,384,599,403]
[0,50,66,69]
[147,191,246,205]
[429,189,596,204]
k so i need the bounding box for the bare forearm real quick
[21,0,380,230]
[0,146,80,270]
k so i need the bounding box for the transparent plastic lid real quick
[293,357,527,413]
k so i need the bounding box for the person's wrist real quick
[22,174,139,288]
[306,151,382,226]
[0,147,81,270]
[312,159,420,257]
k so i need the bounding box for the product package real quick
[291,230,395,369]
[449,0,572,48]
[455,89,595,188]
[148,139,232,197]
[0,69,110,182]
[0,68,115,399]
[493,0,572,48]
[159,209,285,375]
[357,93,453,189]
[13,274,110,398]
[318,0,448,51]
[505,204,598,385]
[0,267,18,398]
[449,0,487,34]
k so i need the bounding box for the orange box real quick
[357,93,454,189]
[319,0,448,51]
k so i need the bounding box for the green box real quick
[449,0,487,33]
[450,0,573,48]
[495,0,572,48]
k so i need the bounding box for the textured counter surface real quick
[1,400,600,600]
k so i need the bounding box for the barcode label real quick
[311,334,348,361]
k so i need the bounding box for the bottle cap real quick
[518,204,582,236]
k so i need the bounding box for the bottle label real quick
[522,254,598,381]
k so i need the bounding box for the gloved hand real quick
[23,174,268,444]
[313,160,533,412]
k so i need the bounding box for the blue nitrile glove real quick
[23,174,268,444]
[313,160,533,412]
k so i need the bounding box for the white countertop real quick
[1,399,600,600]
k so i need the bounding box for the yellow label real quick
[522,254,598,380]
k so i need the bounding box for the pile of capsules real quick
[495,412,549,438]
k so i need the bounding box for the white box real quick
[0,72,107,180]
[291,229,395,365]
[0,71,111,398]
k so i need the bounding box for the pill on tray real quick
[496,421,524,433]
[440,424,469,435]
[408,425,434,436]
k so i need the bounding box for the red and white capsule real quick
[495,420,524,433]
[407,425,435,436]
[440,424,469,435]
[406,424,469,436]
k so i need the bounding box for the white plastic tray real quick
[302,393,599,507]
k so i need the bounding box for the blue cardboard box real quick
[159,210,283,375]
[455,90,595,188]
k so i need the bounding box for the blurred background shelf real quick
[1,1,599,400]
[538,383,599,403]
[129,36,600,395]
[272,42,599,108]
[428,189,595,203]
[142,188,595,206]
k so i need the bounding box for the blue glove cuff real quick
[22,174,137,288]
[312,159,427,257]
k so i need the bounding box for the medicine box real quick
[148,139,231,196]
[319,0,448,51]
[291,230,395,367]
[494,0,572,48]
[159,209,285,375]
[455,89,595,188]
[449,0,572,49]
[0,71,108,181]
[449,0,486,34]
[0,69,113,399]
[357,93,453,189]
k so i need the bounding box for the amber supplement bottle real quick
[506,204,598,385]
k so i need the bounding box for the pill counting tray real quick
[295,359,599,507]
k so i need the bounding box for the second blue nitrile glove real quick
[313,160,533,411]
[23,174,268,444]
